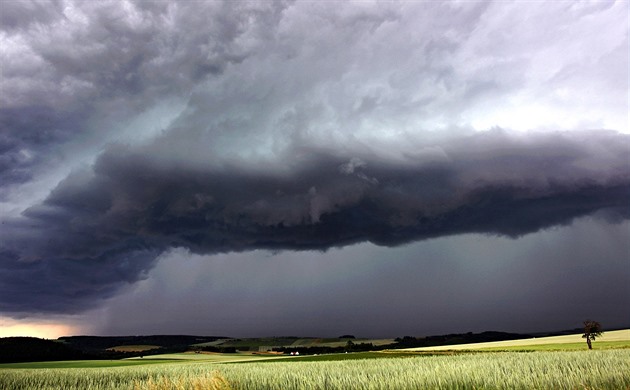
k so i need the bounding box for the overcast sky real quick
[1,0,628,339]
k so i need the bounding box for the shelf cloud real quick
[2,129,628,313]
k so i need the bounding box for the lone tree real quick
[582,320,603,350]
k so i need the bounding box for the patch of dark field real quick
[0,359,185,369]
[237,350,478,363]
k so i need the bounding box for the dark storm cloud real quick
[0,248,159,314]
[0,0,64,31]
[90,220,630,338]
[0,106,90,193]
[2,0,625,199]
[0,0,628,324]
[0,0,289,192]
[1,129,628,313]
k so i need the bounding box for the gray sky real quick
[1,0,628,338]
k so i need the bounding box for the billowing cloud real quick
[0,0,628,329]
[1,128,628,313]
[0,0,289,197]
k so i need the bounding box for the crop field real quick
[3,331,629,389]
[106,345,161,353]
[127,352,289,364]
[403,329,630,351]
[2,349,629,389]
[199,336,396,351]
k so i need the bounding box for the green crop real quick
[1,350,628,389]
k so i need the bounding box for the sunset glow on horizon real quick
[0,316,83,339]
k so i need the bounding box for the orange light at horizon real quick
[0,316,83,339]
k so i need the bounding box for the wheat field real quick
[2,350,629,389]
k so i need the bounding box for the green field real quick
[128,352,289,364]
[403,329,630,351]
[2,330,629,389]
[481,340,630,351]
[2,350,629,389]
[0,359,184,369]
